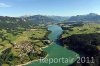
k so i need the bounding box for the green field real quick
[0,27,49,66]
[61,23,100,38]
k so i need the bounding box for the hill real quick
[59,23,100,66]
[0,16,50,66]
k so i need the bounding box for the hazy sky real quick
[0,0,100,16]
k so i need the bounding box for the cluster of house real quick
[14,41,35,57]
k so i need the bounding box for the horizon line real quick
[0,13,100,17]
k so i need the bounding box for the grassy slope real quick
[61,23,100,50]
[0,27,49,65]
[61,23,100,38]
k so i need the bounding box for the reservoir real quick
[26,25,79,66]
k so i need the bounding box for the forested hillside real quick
[59,23,100,66]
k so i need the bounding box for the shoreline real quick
[16,54,48,66]
[16,42,53,66]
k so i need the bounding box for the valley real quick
[0,0,100,66]
[0,13,100,66]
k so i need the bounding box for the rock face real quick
[60,33,100,66]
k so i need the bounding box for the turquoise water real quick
[26,25,79,66]
[48,25,63,41]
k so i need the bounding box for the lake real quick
[26,25,79,66]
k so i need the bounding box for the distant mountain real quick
[23,15,58,24]
[22,15,69,24]
[0,15,68,28]
[48,16,69,21]
[2,13,100,25]
[68,13,100,22]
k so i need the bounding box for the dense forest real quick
[59,22,100,66]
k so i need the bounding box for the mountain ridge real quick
[68,13,100,22]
